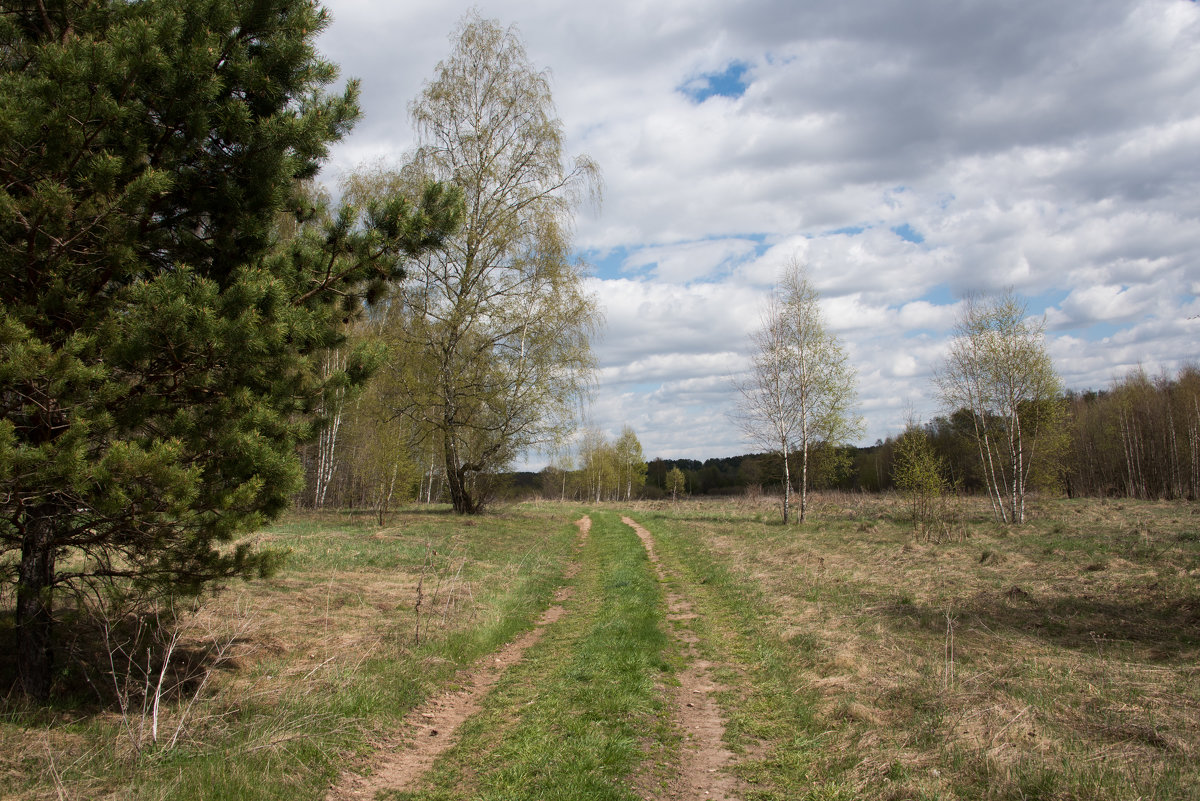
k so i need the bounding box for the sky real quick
[315,0,1200,464]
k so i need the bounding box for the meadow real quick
[1,494,1197,800]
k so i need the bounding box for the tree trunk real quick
[443,435,477,514]
[1012,411,1025,525]
[312,351,345,508]
[1190,395,1199,500]
[800,435,809,523]
[1167,403,1181,499]
[16,511,57,700]
[313,405,341,508]
[977,422,1008,524]
[781,440,791,525]
[377,465,398,527]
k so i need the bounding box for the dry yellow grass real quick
[651,492,1200,799]
[0,505,579,801]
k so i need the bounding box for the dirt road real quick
[325,511,744,800]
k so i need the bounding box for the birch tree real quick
[737,262,861,523]
[935,293,1063,524]
[311,348,347,508]
[780,265,861,521]
[389,13,602,514]
[666,467,687,504]
[736,292,802,523]
[578,427,609,503]
[614,426,648,501]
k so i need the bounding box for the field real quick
[2,495,1198,800]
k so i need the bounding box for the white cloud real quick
[599,351,745,388]
[1048,283,1161,328]
[316,0,1200,463]
[622,238,759,283]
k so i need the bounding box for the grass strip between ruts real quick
[629,509,853,801]
[396,509,670,801]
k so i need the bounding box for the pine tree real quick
[0,0,461,698]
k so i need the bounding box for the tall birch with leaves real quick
[737,263,861,523]
[737,292,801,523]
[935,293,1063,524]
[391,14,602,514]
[614,425,648,501]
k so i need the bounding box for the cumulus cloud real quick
[317,0,1200,461]
[621,238,759,283]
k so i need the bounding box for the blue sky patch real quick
[585,246,633,280]
[891,223,925,244]
[1027,288,1069,320]
[679,60,752,103]
[582,236,770,283]
[922,284,958,306]
[1080,321,1124,340]
[824,225,866,237]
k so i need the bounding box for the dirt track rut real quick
[622,515,740,801]
[327,513,739,800]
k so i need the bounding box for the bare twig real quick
[943,607,957,692]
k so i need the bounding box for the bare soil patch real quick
[622,515,740,801]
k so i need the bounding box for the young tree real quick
[577,427,617,502]
[0,0,460,698]
[892,423,951,538]
[388,13,602,514]
[344,357,423,525]
[736,262,861,523]
[935,293,1063,524]
[665,467,688,504]
[310,347,348,508]
[780,266,862,521]
[736,292,802,523]
[614,426,648,501]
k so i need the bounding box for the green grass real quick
[0,505,580,801]
[4,495,1198,800]
[627,508,846,801]
[626,493,1200,800]
[408,509,670,800]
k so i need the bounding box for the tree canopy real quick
[0,0,460,698]
[935,293,1064,524]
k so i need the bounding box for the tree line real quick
[538,426,648,502]
[625,363,1199,505]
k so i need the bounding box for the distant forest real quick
[311,365,1199,507]
[509,365,1200,502]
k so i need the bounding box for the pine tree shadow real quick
[0,598,247,717]
[880,584,1200,664]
